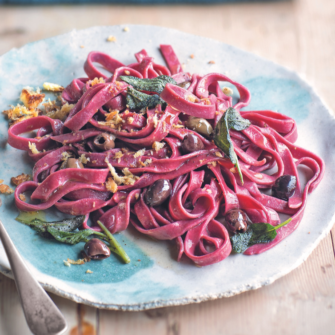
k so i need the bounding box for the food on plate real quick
[4,45,324,266]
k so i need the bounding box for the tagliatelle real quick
[7,45,324,267]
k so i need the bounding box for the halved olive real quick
[181,134,204,154]
[224,209,251,233]
[64,158,84,169]
[145,179,172,207]
[83,238,111,260]
[93,133,116,151]
[185,117,213,138]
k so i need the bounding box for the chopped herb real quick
[230,218,292,253]
[214,107,251,184]
[120,75,177,94]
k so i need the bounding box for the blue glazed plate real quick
[0,26,334,310]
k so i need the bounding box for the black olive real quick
[272,175,297,201]
[145,179,172,207]
[224,209,251,233]
[181,134,204,154]
[93,133,115,151]
[83,238,111,260]
[65,158,84,169]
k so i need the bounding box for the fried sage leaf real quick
[126,87,164,110]
[120,75,177,94]
[16,215,85,235]
[230,218,292,254]
[214,107,251,183]
[46,228,95,245]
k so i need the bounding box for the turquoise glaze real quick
[0,26,334,310]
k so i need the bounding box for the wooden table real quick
[0,1,334,334]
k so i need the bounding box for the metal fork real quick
[0,219,67,335]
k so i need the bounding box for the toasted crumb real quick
[215,152,223,158]
[152,141,165,152]
[45,102,74,121]
[254,173,263,179]
[19,194,26,201]
[230,167,237,173]
[63,260,71,267]
[90,77,105,86]
[206,189,212,194]
[66,258,86,265]
[143,158,152,166]
[172,124,184,129]
[123,27,130,32]
[43,83,64,92]
[28,142,40,155]
[86,269,93,274]
[106,177,118,193]
[208,161,217,167]
[79,154,90,164]
[190,54,195,59]
[134,148,145,158]
[127,116,134,124]
[3,104,38,124]
[20,88,45,109]
[107,35,117,42]
[80,45,85,48]
[208,60,216,64]
[125,70,130,75]
[11,173,31,186]
[0,180,14,195]
[98,110,123,129]
[222,87,233,96]
[61,151,72,161]
[135,193,139,200]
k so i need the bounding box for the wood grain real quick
[0,0,334,334]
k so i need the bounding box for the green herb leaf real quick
[120,75,177,94]
[46,228,95,245]
[214,107,251,184]
[126,87,164,110]
[17,215,85,235]
[230,218,292,253]
[97,220,130,264]
[15,211,46,224]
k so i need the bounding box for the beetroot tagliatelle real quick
[6,45,324,267]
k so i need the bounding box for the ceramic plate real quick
[0,25,334,310]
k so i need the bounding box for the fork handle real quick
[0,219,67,335]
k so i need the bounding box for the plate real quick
[0,25,334,311]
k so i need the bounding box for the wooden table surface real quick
[0,1,334,334]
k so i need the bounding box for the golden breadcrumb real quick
[43,82,64,92]
[11,173,31,186]
[20,88,45,109]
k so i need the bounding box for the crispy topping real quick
[106,177,118,193]
[254,173,263,179]
[0,180,14,195]
[98,110,123,129]
[222,87,233,96]
[152,141,165,152]
[90,77,105,86]
[86,269,93,274]
[11,173,31,186]
[61,151,72,161]
[125,70,130,75]
[28,142,40,155]
[215,152,223,158]
[123,27,130,32]
[19,194,26,201]
[107,35,117,42]
[105,157,139,186]
[127,116,134,124]
[65,258,87,266]
[208,161,217,167]
[3,105,38,124]
[44,101,74,121]
[79,154,90,164]
[208,60,216,64]
[134,148,145,158]
[20,88,45,109]
[190,54,195,59]
[43,83,64,92]
[152,114,158,128]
